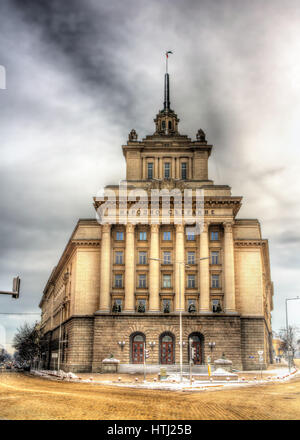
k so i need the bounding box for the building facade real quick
[39,72,274,372]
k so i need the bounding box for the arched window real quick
[131,333,145,364]
[160,332,175,364]
[168,120,172,130]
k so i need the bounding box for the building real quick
[39,69,274,372]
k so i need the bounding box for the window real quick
[163,251,171,264]
[187,252,195,265]
[163,231,171,241]
[163,274,171,288]
[188,274,196,288]
[212,299,222,313]
[187,230,195,241]
[211,274,220,288]
[181,162,187,180]
[211,231,219,241]
[211,251,219,265]
[162,299,171,313]
[147,163,153,179]
[164,162,170,178]
[168,121,172,130]
[162,120,166,130]
[115,251,123,264]
[137,299,146,313]
[112,299,122,313]
[139,231,147,241]
[188,299,196,313]
[139,251,147,265]
[115,274,123,288]
[116,231,124,241]
[138,274,146,288]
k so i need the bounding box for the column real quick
[175,224,185,312]
[172,157,176,179]
[99,224,111,312]
[199,222,210,313]
[124,223,135,313]
[149,224,160,312]
[223,222,237,314]
[189,157,193,179]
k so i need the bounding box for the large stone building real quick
[39,70,274,372]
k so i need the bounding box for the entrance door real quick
[161,334,174,364]
[132,334,144,364]
[190,335,202,364]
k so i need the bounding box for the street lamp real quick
[285,296,300,372]
[149,256,209,382]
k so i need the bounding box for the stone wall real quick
[241,317,271,370]
[92,313,243,372]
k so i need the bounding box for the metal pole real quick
[285,298,290,373]
[179,263,183,383]
[143,342,146,381]
[189,338,192,386]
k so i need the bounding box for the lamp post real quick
[285,296,300,372]
[149,256,209,382]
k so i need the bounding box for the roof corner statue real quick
[38,55,274,374]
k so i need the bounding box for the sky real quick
[0,0,300,353]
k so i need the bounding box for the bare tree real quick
[12,322,42,365]
[279,325,300,362]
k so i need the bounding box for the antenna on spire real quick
[164,51,173,111]
[165,50,173,74]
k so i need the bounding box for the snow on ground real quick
[29,367,299,392]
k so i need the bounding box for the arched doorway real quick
[160,333,175,364]
[131,333,145,364]
[188,333,204,365]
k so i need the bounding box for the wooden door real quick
[192,341,201,364]
[132,341,144,364]
[161,341,173,364]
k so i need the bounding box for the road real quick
[0,372,299,420]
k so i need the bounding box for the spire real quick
[164,73,170,111]
[163,51,173,111]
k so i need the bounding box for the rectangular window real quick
[138,274,146,288]
[139,231,147,241]
[147,163,153,179]
[164,162,170,178]
[181,162,187,180]
[162,299,171,313]
[112,299,122,312]
[211,274,220,288]
[187,252,195,265]
[137,299,146,313]
[163,274,171,288]
[163,231,171,241]
[115,251,123,264]
[187,230,195,241]
[211,251,219,265]
[211,231,219,241]
[139,251,147,265]
[188,299,196,313]
[212,299,222,313]
[115,274,123,288]
[163,251,171,264]
[116,231,124,241]
[188,274,196,288]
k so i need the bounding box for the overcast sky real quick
[0,0,299,353]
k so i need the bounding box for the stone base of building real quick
[41,314,272,373]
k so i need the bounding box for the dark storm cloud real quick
[1,0,300,350]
